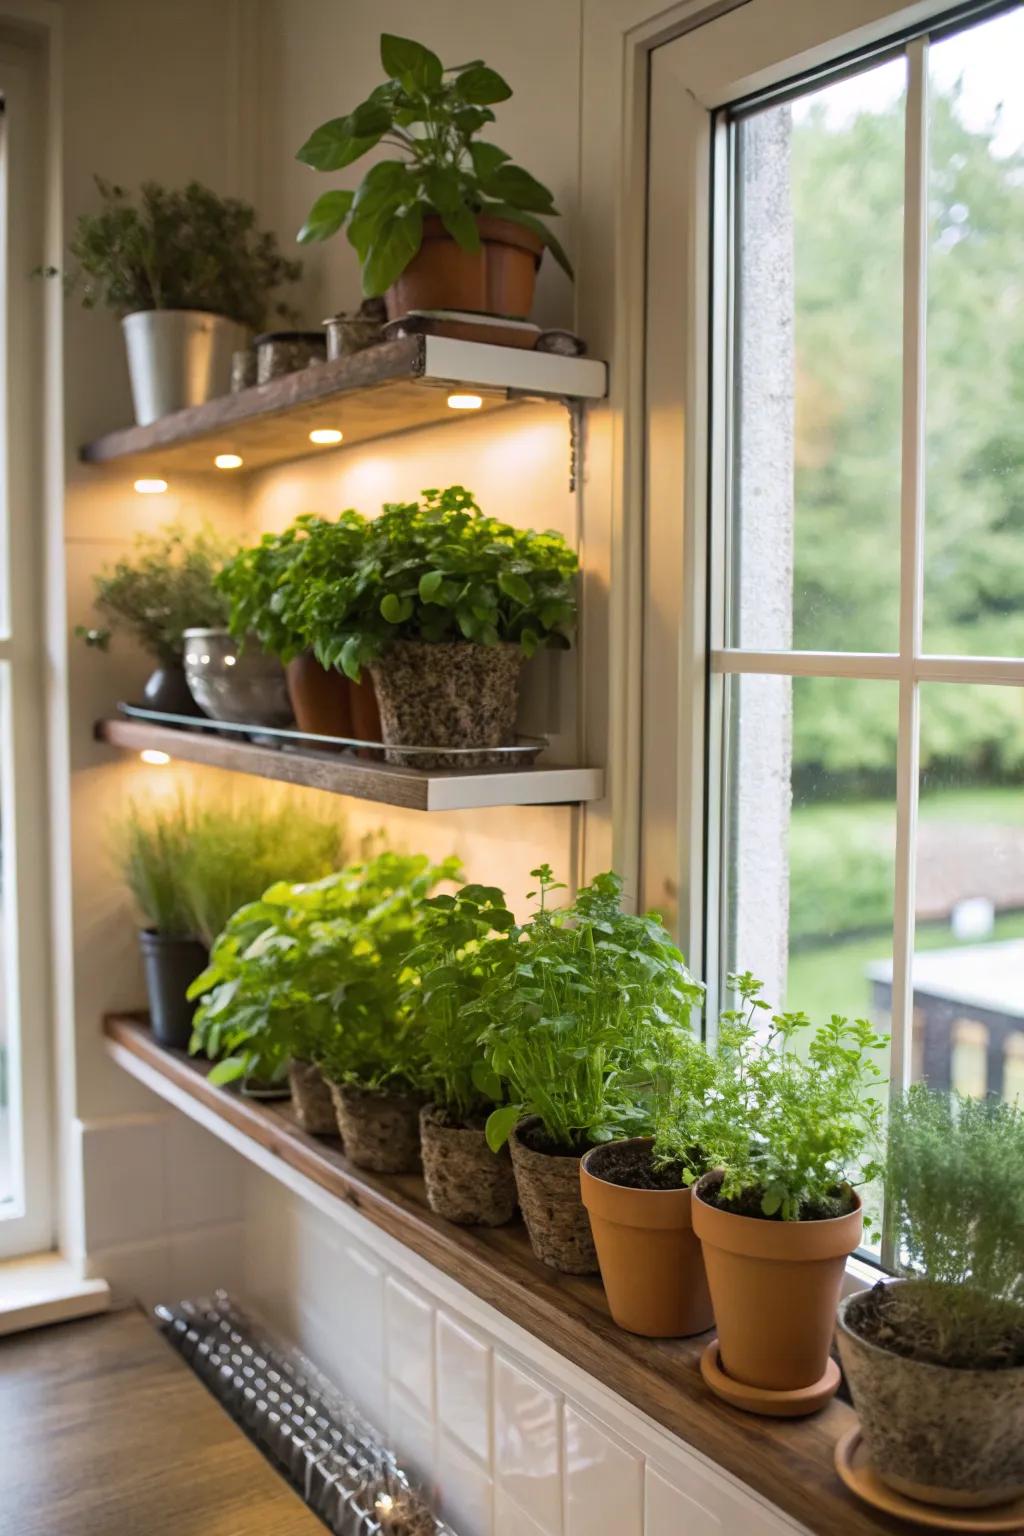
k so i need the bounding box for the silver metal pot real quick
[182,629,293,728]
[121,310,249,425]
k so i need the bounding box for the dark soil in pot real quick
[419,1104,518,1227]
[368,640,523,769]
[585,1140,688,1190]
[838,1283,1024,1508]
[139,930,208,1049]
[508,1117,599,1274]
[288,1059,338,1135]
[329,1082,423,1173]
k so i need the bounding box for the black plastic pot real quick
[139,929,208,1049]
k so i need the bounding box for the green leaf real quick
[418,569,444,602]
[439,205,481,252]
[349,99,395,137]
[340,635,363,682]
[482,202,574,279]
[380,593,413,624]
[485,1103,523,1153]
[422,166,463,213]
[469,142,512,180]
[498,572,532,605]
[380,34,443,93]
[297,117,382,172]
[452,106,495,135]
[456,65,513,105]
[297,189,355,243]
[363,204,424,296]
[483,163,556,213]
[471,1060,504,1102]
[208,1055,247,1086]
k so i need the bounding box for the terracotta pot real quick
[285,653,352,738]
[385,214,543,323]
[368,640,523,769]
[837,1285,1024,1509]
[692,1171,861,1391]
[349,675,382,745]
[508,1118,598,1274]
[580,1139,714,1338]
[419,1104,518,1227]
[328,1082,423,1173]
[288,1059,337,1136]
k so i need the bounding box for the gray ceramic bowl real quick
[183,628,293,727]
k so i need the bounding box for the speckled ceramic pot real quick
[837,1286,1024,1509]
[288,1060,337,1136]
[255,330,326,383]
[368,640,523,769]
[419,1104,518,1227]
[509,1118,599,1275]
[328,1082,423,1173]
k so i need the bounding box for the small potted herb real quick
[837,1087,1024,1509]
[409,884,518,1226]
[475,868,697,1274]
[63,178,301,423]
[81,523,231,715]
[304,486,577,767]
[297,35,571,321]
[580,1027,715,1339]
[690,974,887,1412]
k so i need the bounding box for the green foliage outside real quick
[297,33,571,294]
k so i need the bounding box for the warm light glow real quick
[309,427,344,445]
[374,1494,395,1515]
[224,653,237,666]
[133,478,168,495]
[214,453,244,470]
[447,392,483,410]
[140,749,171,766]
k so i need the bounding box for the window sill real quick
[0,1252,110,1336]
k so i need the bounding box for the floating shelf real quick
[95,717,604,812]
[104,1016,885,1536]
[79,336,607,474]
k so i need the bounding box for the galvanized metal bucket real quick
[121,309,248,424]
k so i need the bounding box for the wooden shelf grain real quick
[79,335,607,474]
[103,1016,905,1536]
[95,716,604,812]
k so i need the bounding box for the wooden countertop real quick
[104,1015,910,1536]
[0,1308,324,1535]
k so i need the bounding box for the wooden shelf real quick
[79,336,607,474]
[104,1016,903,1536]
[95,717,603,812]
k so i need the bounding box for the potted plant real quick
[579,1026,715,1339]
[837,1087,1024,1510]
[80,522,231,715]
[408,884,518,1225]
[64,177,301,423]
[296,34,571,321]
[303,486,577,768]
[217,512,381,742]
[690,973,887,1414]
[474,868,700,1274]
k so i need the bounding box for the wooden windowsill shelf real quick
[104,1016,903,1536]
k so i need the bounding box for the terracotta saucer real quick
[835,1426,1024,1531]
[699,1339,841,1417]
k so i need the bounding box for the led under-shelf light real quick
[140,749,171,766]
[133,477,168,495]
[446,392,483,410]
[309,427,344,445]
[214,453,244,469]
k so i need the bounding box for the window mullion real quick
[887,38,929,1255]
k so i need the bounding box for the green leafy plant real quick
[692,972,888,1222]
[879,1085,1024,1367]
[296,33,572,295]
[406,883,516,1124]
[79,523,232,664]
[61,177,301,328]
[298,486,577,681]
[470,867,705,1154]
[115,796,199,936]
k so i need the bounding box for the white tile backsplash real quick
[162,1112,243,1231]
[645,1465,721,1536]
[564,1406,643,1536]
[81,1115,167,1250]
[437,1432,494,1536]
[437,1313,492,1465]
[389,1383,438,1497]
[386,1276,436,1417]
[494,1355,563,1536]
[494,1485,556,1536]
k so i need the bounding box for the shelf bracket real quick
[507,390,587,491]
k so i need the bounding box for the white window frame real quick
[0,46,56,1259]
[642,0,1023,1259]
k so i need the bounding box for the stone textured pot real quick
[692,1170,861,1393]
[837,1286,1024,1509]
[288,1060,337,1136]
[142,661,203,717]
[509,1118,598,1274]
[183,629,294,728]
[122,309,247,424]
[329,1083,423,1174]
[420,1104,518,1227]
[580,1138,714,1338]
[139,929,208,1050]
[385,214,543,322]
[368,640,523,769]
[255,330,326,383]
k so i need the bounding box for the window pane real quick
[0,668,12,1215]
[729,60,905,652]
[923,6,1024,657]
[722,675,898,1032]
[909,683,1024,1102]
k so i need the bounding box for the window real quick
[645,1,1024,1241]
